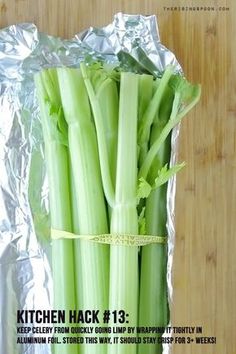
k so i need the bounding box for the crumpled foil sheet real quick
[0,13,181,354]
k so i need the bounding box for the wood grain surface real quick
[1,0,235,353]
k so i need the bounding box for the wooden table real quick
[1,1,235,353]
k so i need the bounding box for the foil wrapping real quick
[0,13,181,354]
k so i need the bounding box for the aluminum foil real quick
[0,13,181,354]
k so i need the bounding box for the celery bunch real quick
[35,63,200,354]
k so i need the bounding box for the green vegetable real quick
[109,72,139,354]
[138,82,174,354]
[138,75,201,354]
[57,67,109,354]
[138,67,174,165]
[34,69,77,354]
[35,62,200,354]
[80,67,140,354]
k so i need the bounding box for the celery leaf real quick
[154,162,186,189]
[137,177,152,203]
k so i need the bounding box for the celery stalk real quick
[138,76,201,354]
[80,63,119,221]
[57,67,109,354]
[34,71,77,354]
[138,86,174,354]
[70,170,83,350]
[97,78,118,220]
[108,72,139,354]
[80,63,115,208]
[137,74,154,165]
[138,68,173,165]
[139,79,201,180]
[138,74,154,121]
[97,78,119,188]
[80,63,118,222]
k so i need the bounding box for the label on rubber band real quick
[51,229,167,246]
